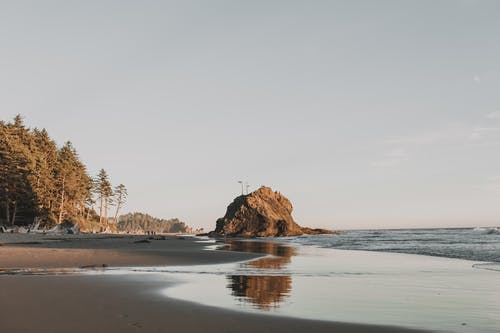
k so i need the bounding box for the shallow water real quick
[160,239,500,333]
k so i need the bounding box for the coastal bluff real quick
[210,186,335,237]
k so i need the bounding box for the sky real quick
[1,0,500,230]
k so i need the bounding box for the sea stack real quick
[210,186,335,237]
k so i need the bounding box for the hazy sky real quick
[1,0,500,230]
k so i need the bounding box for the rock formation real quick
[211,186,335,237]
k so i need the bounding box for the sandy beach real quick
[0,233,427,333]
[0,234,261,268]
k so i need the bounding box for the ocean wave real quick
[273,228,500,263]
[472,262,500,272]
[472,227,500,235]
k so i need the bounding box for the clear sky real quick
[1,0,500,230]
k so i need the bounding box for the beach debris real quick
[80,264,109,269]
[30,220,41,233]
[43,221,80,235]
[47,225,59,233]
[61,221,80,234]
[8,241,43,245]
[147,235,167,241]
[133,239,151,244]
[0,221,44,234]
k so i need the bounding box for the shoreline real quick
[0,233,262,269]
[0,273,427,333]
[163,240,500,333]
[0,233,430,333]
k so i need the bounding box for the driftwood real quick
[0,221,79,235]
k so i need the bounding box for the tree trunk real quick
[113,202,121,224]
[80,200,85,217]
[11,201,17,226]
[5,201,10,226]
[104,197,109,224]
[58,176,65,224]
[113,192,122,224]
[99,195,103,224]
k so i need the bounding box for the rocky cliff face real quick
[211,186,334,237]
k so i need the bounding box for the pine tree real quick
[113,184,127,223]
[31,128,58,224]
[0,121,13,224]
[55,142,76,224]
[94,169,112,225]
[0,117,36,225]
[1,115,116,229]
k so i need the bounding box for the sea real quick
[161,227,500,332]
[270,227,500,263]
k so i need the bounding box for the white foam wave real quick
[472,227,500,235]
[472,263,500,272]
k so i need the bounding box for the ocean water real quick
[159,229,500,332]
[162,239,500,333]
[269,227,500,263]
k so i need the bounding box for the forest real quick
[117,213,188,234]
[0,115,127,229]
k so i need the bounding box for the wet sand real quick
[0,233,427,333]
[0,234,261,268]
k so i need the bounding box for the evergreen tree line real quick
[117,212,188,234]
[0,115,127,227]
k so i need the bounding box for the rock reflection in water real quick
[224,240,296,269]
[224,240,296,310]
[228,275,292,310]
